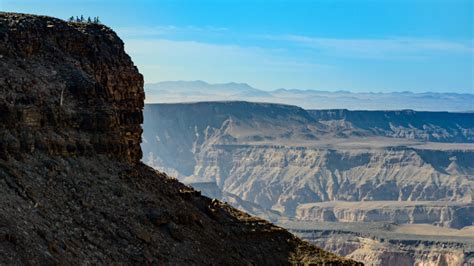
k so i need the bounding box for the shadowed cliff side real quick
[0,13,358,265]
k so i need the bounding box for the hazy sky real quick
[3,0,473,93]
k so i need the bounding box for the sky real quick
[2,0,473,93]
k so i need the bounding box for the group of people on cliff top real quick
[68,15,100,24]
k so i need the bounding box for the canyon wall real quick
[283,222,474,266]
[143,102,474,229]
[305,232,472,266]
[296,201,474,229]
[308,109,474,143]
[191,145,474,216]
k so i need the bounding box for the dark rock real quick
[0,12,144,164]
[166,222,184,241]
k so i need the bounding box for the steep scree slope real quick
[0,13,357,265]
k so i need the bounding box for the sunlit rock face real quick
[295,201,474,229]
[142,102,474,220]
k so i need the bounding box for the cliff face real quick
[191,146,474,216]
[0,12,144,163]
[142,101,321,176]
[296,201,474,229]
[0,13,356,265]
[308,109,474,143]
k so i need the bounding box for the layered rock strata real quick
[296,201,474,229]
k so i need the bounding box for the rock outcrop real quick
[0,13,356,265]
[296,201,474,229]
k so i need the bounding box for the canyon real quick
[142,101,474,265]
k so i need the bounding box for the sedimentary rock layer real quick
[0,12,144,163]
[283,221,474,266]
[296,201,474,229]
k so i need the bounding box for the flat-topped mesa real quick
[0,12,144,163]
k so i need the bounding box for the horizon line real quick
[144,79,474,95]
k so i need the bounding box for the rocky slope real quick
[0,12,356,265]
[190,181,283,222]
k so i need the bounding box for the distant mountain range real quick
[145,80,474,112]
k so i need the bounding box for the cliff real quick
[190,146,473,216]
[0,13,356,265]
[296,201,474,229]
[0,12,144,163]
[308,109,474,143]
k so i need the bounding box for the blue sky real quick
[2,0,473,93]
